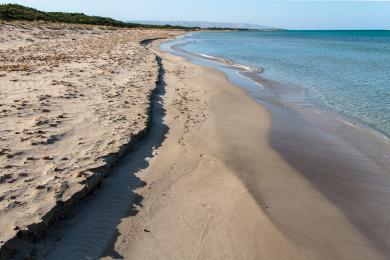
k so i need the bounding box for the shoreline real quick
[155,37,390,258]
[2,26,390,259]
[29,36,307,259]
[163,36,390,171]
[171,35,390,142]
[38,36,389,259]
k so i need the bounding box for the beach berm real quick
[0,21,179,255]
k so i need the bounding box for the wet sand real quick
[265,101,390,258]
[169,38,390,258]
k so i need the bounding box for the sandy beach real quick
[0,22,179,256]
[106,41,390,260]
[1,22,390,260]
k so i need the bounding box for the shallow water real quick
[160,36,390,258]
[160,32,390,176]
[178,31,390,137]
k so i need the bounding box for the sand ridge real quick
[0,22,179,252]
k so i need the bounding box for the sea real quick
[164,30,390,139]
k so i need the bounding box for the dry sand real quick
[0,22,178,254]
[1,24,390,260]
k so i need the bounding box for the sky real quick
[1,0,390,29]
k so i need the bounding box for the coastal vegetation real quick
[0,4,273,31]
[0,4,198,29]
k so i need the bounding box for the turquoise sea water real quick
[180,31,390,137]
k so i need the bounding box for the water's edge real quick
[160,34,390,173]
[178,31,390,138]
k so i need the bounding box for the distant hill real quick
[132,21,279,30]
[0,4,194,29]
[0,4,130,27]
[0,4,279,31]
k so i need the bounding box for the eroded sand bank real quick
[0,22,178,254]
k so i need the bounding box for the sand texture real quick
[0,23,178,251]
[1,24,390,260]
[37,43,319,259]
[106,44,390,260]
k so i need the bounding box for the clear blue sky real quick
[1,0,390,29]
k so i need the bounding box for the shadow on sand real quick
[35,56,168,259]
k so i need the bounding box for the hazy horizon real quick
[1,0,390,30]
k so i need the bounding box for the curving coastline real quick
[1,25,390,259]
[154,36,390,259]
[173,31,390,140]
[47,36,390,259]
[167,37,390,169]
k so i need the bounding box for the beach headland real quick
[1,23,390,260]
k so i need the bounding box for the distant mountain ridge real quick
[132,20,279,30]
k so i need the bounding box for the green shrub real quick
[0,4,196,29]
